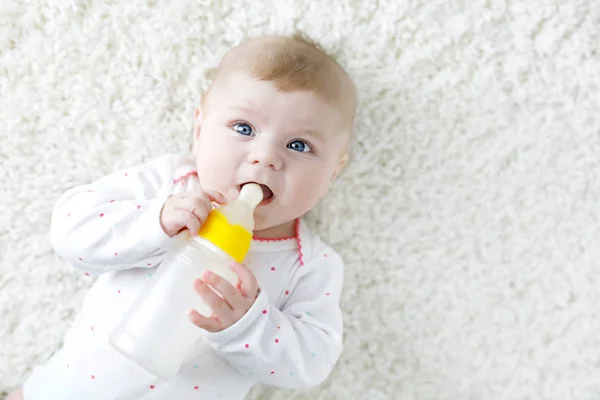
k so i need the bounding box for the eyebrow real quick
[231,106,326,141]
[233,105,255,114]
[231,105,262,121]
[297,127,326,142]
[229,105,254,117]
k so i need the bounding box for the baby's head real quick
[193,34,356,237]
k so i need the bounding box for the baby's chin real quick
[252,217,296,239]
[251,216,274,235]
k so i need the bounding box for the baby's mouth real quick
[240,182,274,205]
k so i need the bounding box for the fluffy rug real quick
[1,0,599,399]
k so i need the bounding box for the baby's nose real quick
[248,149,283,170]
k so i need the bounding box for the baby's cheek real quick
[290,175,325,212]
[302,169,330,195]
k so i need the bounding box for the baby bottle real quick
[109,183,263,379]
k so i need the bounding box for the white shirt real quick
[23,154,344,400]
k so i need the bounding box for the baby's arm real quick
[200,249,344,388]
[50,154,177,275]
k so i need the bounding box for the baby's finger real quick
[201,271,246,312]
[174,197,211,221]
[194,279,232,317]
[162,208,195,235]
[185,213,201,235]
[172,194,206,212]
[203,190,228,205]
[179,191,213,216]
[190,201,212,223]
[187,309,221,332]
[230,262,259,299]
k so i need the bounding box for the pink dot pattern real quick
[59,178,327,390]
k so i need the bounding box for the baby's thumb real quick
[204,189,228,205]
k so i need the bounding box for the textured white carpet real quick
[2,0,600,399]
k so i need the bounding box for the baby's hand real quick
[188,262,260,332]
[160,190,227,237]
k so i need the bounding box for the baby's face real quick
[193,72,348,235]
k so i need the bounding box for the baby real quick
[9,33,356,400]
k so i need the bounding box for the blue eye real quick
[288,140,312,153]
[233,123,253,136]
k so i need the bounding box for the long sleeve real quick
[200,249,344,388]
[50,154,180,275]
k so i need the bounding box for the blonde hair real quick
[205,33,356,130]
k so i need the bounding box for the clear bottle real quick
[109,183,263,379]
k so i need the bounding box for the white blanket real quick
[1,0,599,398]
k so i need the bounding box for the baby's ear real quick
[194,105,204,139]
[192,105,205,155]
[330,153,349,183]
